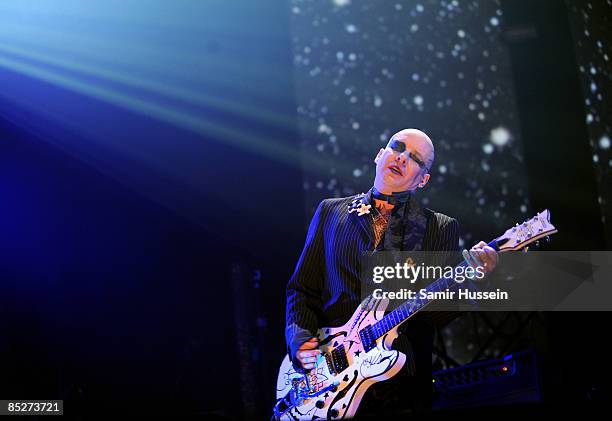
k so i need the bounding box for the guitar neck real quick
[370,239,499,339]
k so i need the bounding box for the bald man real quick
[285,129,497,415]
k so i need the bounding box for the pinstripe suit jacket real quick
[285,191,461,365]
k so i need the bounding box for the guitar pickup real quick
[331,345,349,374]
[324,352,336,375]
[359,325,376,352]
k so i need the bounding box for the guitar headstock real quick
[495,209,557,252]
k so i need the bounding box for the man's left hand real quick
[463,241,498,276]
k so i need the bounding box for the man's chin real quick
[378,180,408,192]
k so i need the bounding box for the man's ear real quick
[374,148,385,164]
[418,173,430,188]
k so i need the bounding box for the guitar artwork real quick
[274,210,557,420]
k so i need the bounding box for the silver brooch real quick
[348,193,371,216]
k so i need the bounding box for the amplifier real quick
[432,349,541,408]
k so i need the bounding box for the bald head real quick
[374,128,435,194]
[388,128,435,170]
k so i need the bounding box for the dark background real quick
[0,0,610,418]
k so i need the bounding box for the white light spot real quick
[483,143,494,154]
[478,112,485,121]
[593,154,599,163]
[353,168,363,177]
[457,29,466,38]
[410,24,419,32]
[318,124,332,134]
[352,121,360,130]
[590,82,597,92]
[520,205,527,213]
[590,66,597,75]
[412,73,420,81]
[490,17,499,26]
[586,113,593,124]
[345,24,357,33]
[490,126,512,146]
[348,53,357,61]
[438,164,447,174]
[413,95,424,106]
[374,95,383,107]
[600,135,610,149]
[336,51,344,61]
[416,4,424,12]
[333,0,351,6]
[468,103,476,111]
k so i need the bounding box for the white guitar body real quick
[275,297,405,420]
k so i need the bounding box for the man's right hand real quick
[296,337,321,370]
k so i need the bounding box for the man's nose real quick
[396,153,407,164]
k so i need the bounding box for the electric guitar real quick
[274,210,557,420]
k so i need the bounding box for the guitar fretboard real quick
[370,260,470,339]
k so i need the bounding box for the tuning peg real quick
[545,236,550,242]
[523,246,529,253]
[535,240,540,247]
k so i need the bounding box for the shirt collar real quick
[370,186,413,206]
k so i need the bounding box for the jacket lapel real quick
[347,191,375,248]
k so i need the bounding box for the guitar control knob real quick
[315,400,325,409]
[330,408,339,418]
